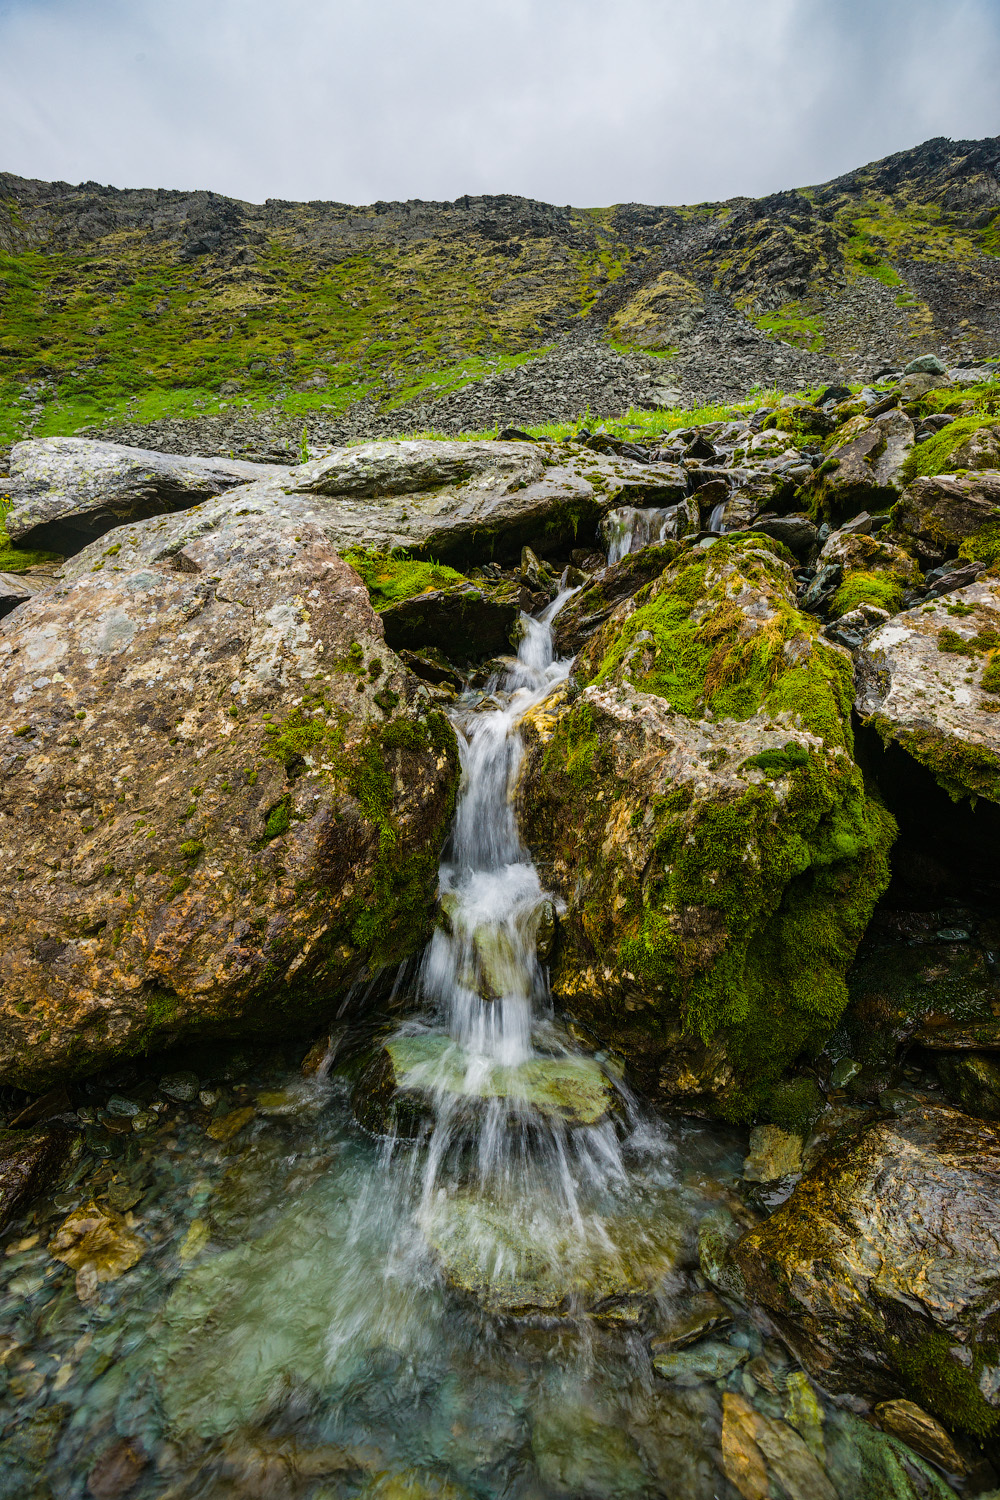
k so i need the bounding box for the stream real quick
[0,512,966,1498]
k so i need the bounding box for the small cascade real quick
[602,503,685,564]
[707,500,727,533]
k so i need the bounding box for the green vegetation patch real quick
[754,302,825,352]
[902,409,1000,481]
[830,571,905,619]
[343,549,468,608]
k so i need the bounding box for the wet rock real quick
[360,1472,472,1500]
[653,1339,747,1384]
[892,471,1000,565]
[807,409,914,522]
[823,1407,963,1499]
[748,514,819,561]
[0,1125,72,1232]
[721,1392,838,1500]
[518,535,895,1116]
[159,1071,200,1103]
[855,580,1000,805]
[205,1106,256,1142]
[87,1436,148,1498]
[421,1181,685,1318]
[379,582,520,662]
[0,499,458,1089]
[935,1052,1000,1119]
[49,1199,145,1298]
[284,438,688,566]
[5,436,289,554]
[743,1126,802,1182]
[728,1106,1000,1438]
[354,1033,614,1134]
[531,1399,650,1497]
[552,542,681,657]
[649,1288,732,1351]
[818,529,922,617]
[875,1399,967,1475]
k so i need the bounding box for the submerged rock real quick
[354,1033,614,1134]
[4,436,288,554]
[721,1392,839,1500]
[653,1340,747,1384]
[420,1182,685,1318]
[855,579,1000,805]
[518,535,895,1117]
[728,1106,1000,1438]
[874,1399,967,1476]
[0,501,458,1089]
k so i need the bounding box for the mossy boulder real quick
[0,501,459,1089]
[856,580,1000,804]
[818,530,921,619]
[891,470,1000,565]
[345,549,521,660]
[728,1106,1000,1440]
[552,542,682,657]
[807,410,915,523]
[516,536,896,1118]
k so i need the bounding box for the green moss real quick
[891,1332,999,1439]
[873,715,1000,805]
[830,571,904,619]
[937,625,1000,656]
[0,518,63,575]
[761,1076,824,1130]
[958,521,1000,569]
[902,413,1000,481]
[742,743,810,776]
[263,798,291,839]
[179,839,204,859]
[586,537,854,751]
[343,549,469,608]
[754,302,825,352]
[167,875,190,898]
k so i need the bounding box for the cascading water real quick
[602,504,685,564]
[707,500,728,533]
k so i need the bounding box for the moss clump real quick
[958,521,1000,569]
[585,537,855,750]
[937,625,1000,656]
[829,570,904,619]
[761,1076,824,1131]
[901,413,1000,481]
[742,743,810,777]
[343,549,470,609]
[263,798,291,840]
[891,1332,999,1439]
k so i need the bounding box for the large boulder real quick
[284,439,688,564]
[3,437,289,554]
[517,536,896,1118]
[0,501,459,1089]
[817,530,922,618]
[808,410,915,522]
[892,470,1000,566]
[605,270,705,350]
[856,579,1000,804]
[728,1106,1000,1440]
[552,543,682,657]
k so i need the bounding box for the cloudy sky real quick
[1,0,998,208]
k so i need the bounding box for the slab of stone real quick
[743,1126,803,1182]
[4,437,291,554]
[874,1399,967,1476]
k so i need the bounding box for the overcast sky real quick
[1,0,998,208]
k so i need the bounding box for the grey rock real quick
[750,515,819,560]
[5,437,291,554]
[893,470,1000,564]
[284,438,688,565]
[855,580,1000,804]
[903,354,948,376]
[653,1340,747,1384]
[0,570,45,620]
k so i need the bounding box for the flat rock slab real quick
[356,1033,614,1133]
[856,579,1000,804]
[420,1181,685,1318]
[4,437,292,553]
[285,439,688,565]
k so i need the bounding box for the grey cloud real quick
[0,0,998,205]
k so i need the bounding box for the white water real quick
[707,500,727,533]
[602,504,686,564]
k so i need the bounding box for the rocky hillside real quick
[1,134,999,459]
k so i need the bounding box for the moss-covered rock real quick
[807,410,914,523]
[819,530,922,618]
[346,550,521,661]
[517,536,896,1118]
[606,270,705,351]
[855,580,1000,804]
[552,542,682,657]
[728,1106,1000,1440]
[891,470,1000,565]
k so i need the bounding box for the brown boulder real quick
[0,501,458,1088]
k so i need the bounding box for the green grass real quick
[754,302,826,352]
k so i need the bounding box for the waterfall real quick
[707,501,727,533]
[602,504,685,565]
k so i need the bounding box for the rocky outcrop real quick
[0,500,459,1089]
[728,1106,1000,1440]
[517,536,895,1118]
[286,439,688,565]
[3,437,289,554]
[892,470,1000,565]
[856,579,1000,804]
